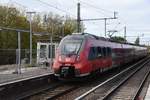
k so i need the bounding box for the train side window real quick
[106,47,108,56]
[94,47,98,58]
[98,47,102,58]
[105,47,107,56]
[88,47,94,60]
[107,47,111,56]
[88,47,97,60]
[102,47,107,57]
[101,47,104,57]
[109,48,112,56]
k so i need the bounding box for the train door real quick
[102,47,107,67]
[88,47,97,71]
[106,47,112,67]
[101,47,112,69]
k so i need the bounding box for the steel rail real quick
[101,58,150,100]
[132,66,150,100]
[17,82,64,100]
[75,57,149,100]
[21,83,78,100]
[45,86,78,100]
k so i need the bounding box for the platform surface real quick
[0,66,53,85]
[145,84,150,100]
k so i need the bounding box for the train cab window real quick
[97,47,103,58]
[88,47,97,60]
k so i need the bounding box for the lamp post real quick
[26,11,36,65]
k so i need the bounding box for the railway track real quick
[105,61,150,100]
[2,57,147,100]
[17,82,63,100]
[52,57,149,100]
[0,71,78,100]
[26,83,78,100]
[75,57,150,100]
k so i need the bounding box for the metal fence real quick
[0,49,51,74]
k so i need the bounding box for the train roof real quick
[70,33,146,47]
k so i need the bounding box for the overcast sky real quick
[1,0,150,45]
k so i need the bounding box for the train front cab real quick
[53,35,87,78]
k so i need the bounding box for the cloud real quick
[1,0,150,44]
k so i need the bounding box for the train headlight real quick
[58,56,62,61]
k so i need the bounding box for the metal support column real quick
[77,2,81,33]
[26,11,36,65]
[50,24,53,70]
[29,15,32,65]
[17,31,21,74]
[104,18,107,37]
[124,26,126,41]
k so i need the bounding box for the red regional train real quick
[53,33,148,79]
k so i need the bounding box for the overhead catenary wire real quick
[72,0,116,19]
[34,0,76,18]
[73,0,115,18]
[80,4,113,18]
[80,0,114,14]
[9,1,27,9]
[5,0,45,16]
[126,29,150,32]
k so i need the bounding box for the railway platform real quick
[0,66,53,86]
[145,84,150,100]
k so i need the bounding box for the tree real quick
[110,36,127,43]
[42,14,85,37]
[0,5,84,49]
[0,4,85,64]
[134,37,140,45]
[0,6,29,49]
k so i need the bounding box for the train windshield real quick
[60,39,83,55]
